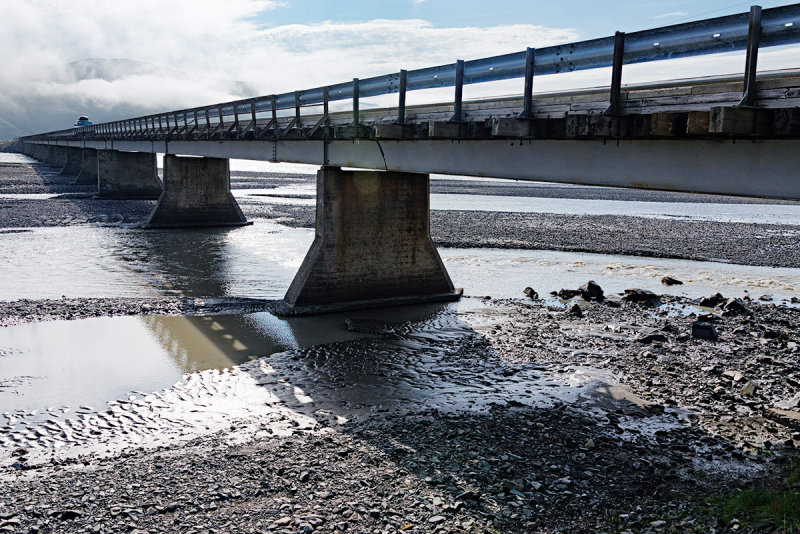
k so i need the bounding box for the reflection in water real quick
[0,302,456,417]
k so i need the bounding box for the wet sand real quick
[1,155,799,532]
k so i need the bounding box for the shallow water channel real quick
[1,219,798,434]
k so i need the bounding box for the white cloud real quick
[0,0,578,136]
[0,0,796,138]
[648,11,688,19]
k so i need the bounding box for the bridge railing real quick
[24,3,800,141]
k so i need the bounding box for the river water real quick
[1,156,799,460]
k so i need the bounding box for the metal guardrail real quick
[24,3,800,140]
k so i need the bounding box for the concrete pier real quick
[279,166,461,315]
[73,148,98,185]
[59,147,83,176]
[96,150,163,199]
[48,145,68,169]
[144,155,248,228]
[24,143,47,161]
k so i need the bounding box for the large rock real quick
[579,280,604,301]
[621,288,659,304]
[691,321,719,341]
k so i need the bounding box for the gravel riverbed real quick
[1,155,799,533]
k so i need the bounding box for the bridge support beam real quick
[143,154,248,228]
[277,166,461,315]
[96,150,163,199]
[72,148,98,185]
[59,147,83,176]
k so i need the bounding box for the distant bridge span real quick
[18,5,800,313]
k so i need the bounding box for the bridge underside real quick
[26,137,800,199]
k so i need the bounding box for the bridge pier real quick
[277,166,461,315]
[72,148,98,185]
[59,147,83,176]
[143,154,248,228]
[47,145,69,169]
[96,150,163,199]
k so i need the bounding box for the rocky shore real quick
[1,155,799,532]
[1,289,799,533]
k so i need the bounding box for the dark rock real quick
[557,288,582,299]
[720,298,749,316]
[661,276,683,286]
[523,287,539,300]
[621,288,659,304]
[579,280,604,301]
[699,293,725,307]
[566,303,583,318]
[691,321,719,341]
[58,510,82,521]
[635,329,668,344]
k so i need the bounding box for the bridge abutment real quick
[143,155,248,228]
[277,166,461,315]
[96,150,163,199]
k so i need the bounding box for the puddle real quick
[0,302,457,419]
[2,305,671,464]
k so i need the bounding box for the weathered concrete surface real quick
[96,150,162,199]
[47,145,69,169]
[59,147,82,176]
[144,155,248,228]
[280,166,461,314]
[73,148,98,185]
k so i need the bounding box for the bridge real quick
[16,4,800,315]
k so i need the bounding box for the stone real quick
[523,287,539,300]
[691,321,718,341]
[579,280,604,301]
[635,328,668,344]
[584,439,595,450]
[557,288,582,299]
[661,276,683,286]
[621,288,659,304]
[566,303,583,318]
[741,381,757,396]
[721,298,749,316]
[698,292,725,307]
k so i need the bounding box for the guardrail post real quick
[521,47,535,119]
[739,5,763,107]
[352,78,360,125]
[606,31,626,115]
[270,95,277,134]
[397,69,407,124]
[294,91,302,130]
[452,60,464,122]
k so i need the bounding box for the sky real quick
[0,0,798,138]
